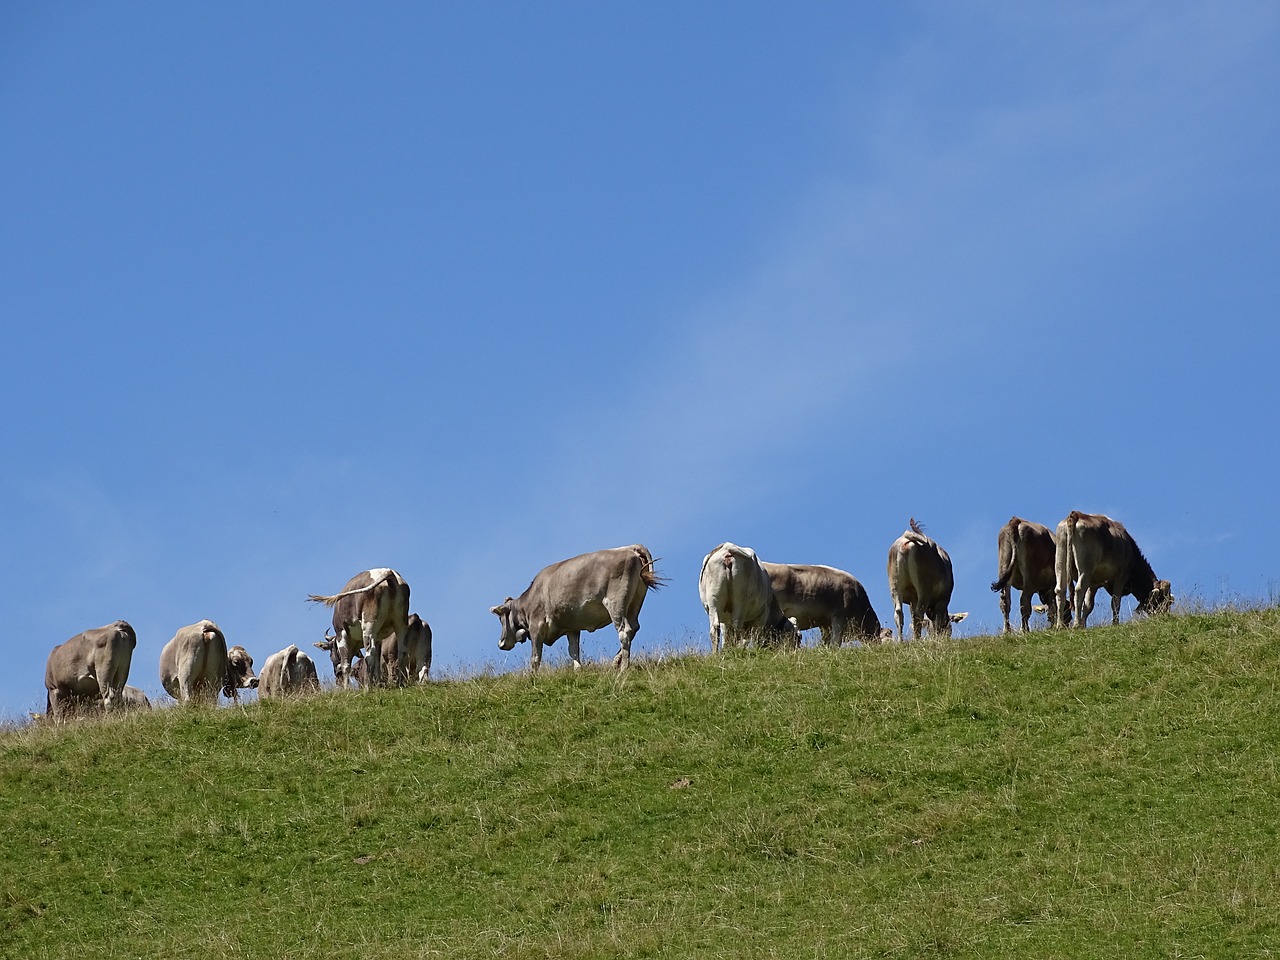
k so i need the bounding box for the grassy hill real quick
[3,607,1279,959]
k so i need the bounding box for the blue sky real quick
[3,2,1278,719]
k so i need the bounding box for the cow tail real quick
[307,571,391,607]
[640,551,668,591]
[990,518,1018,592]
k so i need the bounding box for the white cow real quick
[698,543,799,652]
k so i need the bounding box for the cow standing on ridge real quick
[258,645,322,699]
[990,516,1066,633]
[887,520,968,640]
[491,545,663,671]
[698,543,800,652]
[761,561,885,646]
[1054,511,1173,628]
[43,620,137,721]
[335,612,433,688]
[309,568,410,688]
[159,620,257,704]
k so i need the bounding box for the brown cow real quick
[1054,511,1173,628]
[43,620,137,720]
[336,612,433,688]
[159,620,257,704]
[887,519,968,640]
[761,561,885,646]
[990,516,1068,633]
[491,545,663,671]
[309,568,410,688]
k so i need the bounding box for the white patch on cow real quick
[367,568,391,581]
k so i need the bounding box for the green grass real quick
[3,608,1279,958]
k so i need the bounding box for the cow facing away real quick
[325,612,433,688]
[257,645,321,699]
[990,516,1067,633]
[43,620,137,721]
[1054,511,1173,628]
[309,568,410,688]
[491,545,664,671]
[698,543,800,652]
[159,620,258,704]
[887,520,968,640]
[761,562,886,646]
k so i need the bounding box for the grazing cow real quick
[491,545,663,671]
[309,568,410,688]
[159,620,258,704]
[990,516,1068,633]
[1054,511,1173,628]
[333,613,433,688]
[698,543,800,652]
[257,645,321,699]
[761,562,886,645]
[43,621,137,720]
[887,520,969,640]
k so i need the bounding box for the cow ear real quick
[490,604,509,617]
[950,611,969,623]
[314,640,334,651]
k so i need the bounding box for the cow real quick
[990,516,1068,633]
[1054,511,1173,628]
[331,612,433,688]
[309,568,410,688]
[698,543,800,652]
[491,545,663,671]
[257,644,321,699]
[887,519,968,640]
[42,621,137,721]
[159,620,258,704]
[760,561,887,646]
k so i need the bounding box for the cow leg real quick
[567,631,583,671]
[1054,585,1070,629]
[999,586,1013,634]
[360,620,385,687]
[612,616,638,671]
[911,606,926,641]
[1019,590,1034,633]
[1111,591,1123,625]
[893,599,905,640]
[1075,584,1096,628]
[530,637,544,672]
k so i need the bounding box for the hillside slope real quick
[3,608,1279,959]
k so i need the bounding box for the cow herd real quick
[37,511,1173,722]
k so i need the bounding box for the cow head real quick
[223,645,258,697]
[315,629,361,688]
[1138,580,1174,616]
[490,600,529,651]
